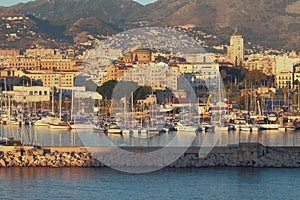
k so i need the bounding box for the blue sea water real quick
[0,167,299,200]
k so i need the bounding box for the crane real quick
[202,94,211,119]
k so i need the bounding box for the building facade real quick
[244,55,276,76]
[276,71,293,89]
[8,86,50,103]
[121,63,178,90]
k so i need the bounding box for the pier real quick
[1,143,300,168]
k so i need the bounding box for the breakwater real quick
[1,143,300,168]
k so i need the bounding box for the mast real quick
[52,86,54,114]
[123,96,126,129]
[131,92,134,127]
[250,83,253,112]
[245,81,248,112]
[271,91,274,112]
[59,88,62,121]
[257,100,262,116]
[8,93,11,124]
[298,82,300,112]
[71,89,74,122]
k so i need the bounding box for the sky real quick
[0,0,157,7]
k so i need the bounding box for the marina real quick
[1,0,300,199]
[1,124,300,147]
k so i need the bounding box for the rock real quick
[33,149,44,156]
[0,159,7,167]
[45,154,55,160]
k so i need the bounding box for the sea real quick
[1,125,300,199]
[0,167,300,199]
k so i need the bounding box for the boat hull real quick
[71,124,95,129]
[107,129,122,134]
[49,123,70,130]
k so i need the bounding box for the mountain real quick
[0,6,23,17]
[14,0,147,21]
[145,0,300,50]
[1,0,300,50]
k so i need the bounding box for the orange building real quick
[40,59,77,71]
[23,71,75,90]
[99,64,133,85]
[132,49,151,64]
[4,57,77,71]
[0,49,20,58]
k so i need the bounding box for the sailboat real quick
[255,100,280,130]
[175,122,197,132]
[70,122,95,130]
[49,88,70,130]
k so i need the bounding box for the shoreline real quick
[1,143,300,168]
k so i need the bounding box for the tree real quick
[96,80,117,100]
[134,86,152,100]
[97,80,141,101]
[245,70,267,85]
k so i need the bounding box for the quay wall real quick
[1,143,300,168]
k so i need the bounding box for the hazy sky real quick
[0,0,157,7]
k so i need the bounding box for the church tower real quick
[227,28,244,66]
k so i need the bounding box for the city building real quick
[227,28,244,65]
[121,62,178,90]
[4,57,41,70]
[4,57,78,71]
[7,86,50,103]
[275,54,298,74]
[123,49,152,64]
[25,48,62,59]
[244,54,276,76]
[99,64,133,85]
[40,59,77,71]
[185,54,212,64]
[0,49,20,58]
[276,71,293,89]
[14,70,75,91]
[293,63,300,87]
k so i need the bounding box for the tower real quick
[228,28,244,66]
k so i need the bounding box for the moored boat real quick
[70,123,95,129]
[106,123,122,134]
[49,122,70,130]
[107,128,122,134]
[175,122,197,132]
[257,123,280,130]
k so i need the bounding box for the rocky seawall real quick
[1,143,300,168]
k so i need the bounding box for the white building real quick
[7,86,50,103]
[185,54,213,64]
[121,62,178,90]
[276,71,293,89]
[275,54,299,74]
[244,54,276,76]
